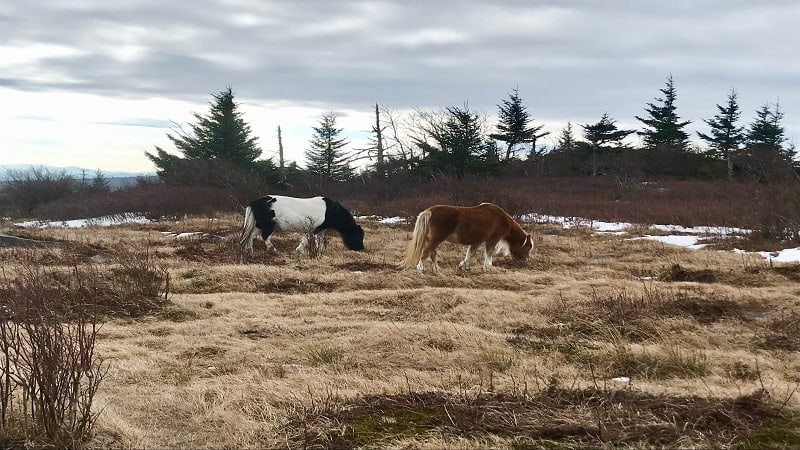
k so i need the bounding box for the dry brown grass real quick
[2,213,800,449]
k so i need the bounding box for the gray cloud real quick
[3,0,798,141]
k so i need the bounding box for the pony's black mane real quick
[319,197,358,232]
[319,197,364,250]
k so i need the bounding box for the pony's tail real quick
[239,206,255,250]
[400,210,430,269]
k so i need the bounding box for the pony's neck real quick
[329,205,357,232]
[506,221,527,245]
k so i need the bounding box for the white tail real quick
[400,210,431,269]
[239,206,256,251]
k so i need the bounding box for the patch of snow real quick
[757,248,800,263]
[14,213,149,228]
[651,224,750,235]
[630,235,707,250]
[611,376,630,383]
[377,216,406,224]
[174,232,202,239]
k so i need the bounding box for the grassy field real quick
[3,212,800,449]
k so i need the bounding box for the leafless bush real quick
[0,243,170,447]
[747,181,800,247]
[34,183,240,220]
[0,276,107,447]
[2,167,84,216]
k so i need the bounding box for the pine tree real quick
[89,169,111,194]
[490,88,547,161]
[739,101,796,180]
[555,122,577,152]
[581,113,635,148]
[437,106,489,177]
[635,75,692,152]
[305,112,352,181]
[697,88,745,179]
[145,87,267,181]
[747,101,786,150]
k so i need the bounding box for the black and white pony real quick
[239,195,364,254]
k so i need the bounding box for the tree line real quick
[144,76,796,194]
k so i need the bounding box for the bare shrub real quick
[0,278,106,447]
[35,183,239,220]
[2,167,84,216]
[0,243,171,447]
[0,247,170,319]
[746,182,800,247]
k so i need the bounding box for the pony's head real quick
[341,224,365,251]
[510,233,534,259]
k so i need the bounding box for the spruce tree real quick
[740,101,796,180]
[581,113,635,148]
[635,75,692,152]
[747,101,786,150]
[555,122,577,152]
[490,88,547,161]
[145,86,267,181]
[697,88,744,179]
[305,112,352,181]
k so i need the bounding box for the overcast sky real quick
[1,0,798,173]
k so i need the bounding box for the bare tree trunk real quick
[726,150,733,180]
[374,103,385,177]
[277,126,285,172]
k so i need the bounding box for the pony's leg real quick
[264,236,277,252]
[296,234,309,252]
[430,249,440,272]
[458,244,481,270]
[483,238,501,268]
[315,230,326,252]
[419,241,442,272]
[259,221,276,253]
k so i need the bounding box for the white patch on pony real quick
[270,196,327,233]
[524,234,535,256]
[494,239,511,257]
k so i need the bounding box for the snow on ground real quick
[12,212,800,263]
[14,213,149,228]
[753,248,800,263]
[629,235,707,250]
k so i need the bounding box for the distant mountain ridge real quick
[0,164,153,181]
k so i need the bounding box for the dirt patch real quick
[256,277,336,294]
[334,260,395,272]
[757,310,800,351]
[660,264,717,283]
[770,264,800,282]
[286,388,781,449]
[673,295,747,324]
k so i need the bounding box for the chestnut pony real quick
[401,203,533,272]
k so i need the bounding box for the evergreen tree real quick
[739,101,796,180]
[697,88,744,179]
[555,122,577,152]
[490,88,547,161]
[433,106,490,177]
[747,101,786,150]
[635,75,692,151]
[89,169,111,194]
[581,113,635,148]
[145,86,267,181]
[305,112,352,181]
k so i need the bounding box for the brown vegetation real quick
[1,206,799,448]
